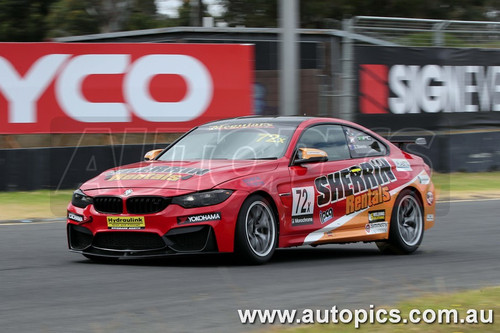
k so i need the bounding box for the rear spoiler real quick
[390,137,427,149]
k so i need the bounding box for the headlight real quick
[171,189,233,208]
[72,189,93,208]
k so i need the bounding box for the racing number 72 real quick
[295,188,309,214]
[292,186,314,217]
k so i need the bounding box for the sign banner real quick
[0,43,253,134]
[355,46,500,131]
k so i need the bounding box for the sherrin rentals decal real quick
[314,158,396,208]
[177,212,222,225]
[346,186,390,215]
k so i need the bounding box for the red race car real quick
[67,117,435,264]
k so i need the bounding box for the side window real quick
[296,125,350,161]
[343,126,387,158]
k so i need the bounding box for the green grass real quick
[273,287,499,333]
[432,172,500,199]
[0,190,73,220]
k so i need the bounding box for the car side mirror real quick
[144,149,163,161]
[293,148,328,165]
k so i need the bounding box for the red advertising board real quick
[0,43,253,134]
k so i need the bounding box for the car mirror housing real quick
[144,149,163,161]
[293,148,328,165]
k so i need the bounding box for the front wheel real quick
[235,195,278,264]
[377,189,424,254]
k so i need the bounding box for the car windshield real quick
[159,121,298,161]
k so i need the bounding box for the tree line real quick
[0,0,497,41]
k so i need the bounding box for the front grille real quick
[94,196,123,214]
[92,232,166,251]
[126,196,169,214]
[68,224,93,250]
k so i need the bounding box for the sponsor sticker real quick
[243,176,265,187]
[177,212,221,225]
[68,212,84,223]
[357,135,373,142]
[365,221,388,235]
[291,216,313,226]
[418,174,431,185]
[105,166,210,182]
[426,191,434,205]
[392,159,412,172]
[256,133,287,144]
[208,123,274,130]
[107,216,145,229]
[368,210,386,222]
[292,186,314,226]
[426,214,434,222]
[323,230,335,239]
[319,208,333,224]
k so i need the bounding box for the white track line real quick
[438,197,500,203]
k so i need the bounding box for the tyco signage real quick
[357,46,500,114]
[0,43,252,133]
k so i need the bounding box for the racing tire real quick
[83,254,119,264]
[235,195,278,265]
[376,189,424,255]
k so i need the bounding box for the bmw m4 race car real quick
[67,117,435,264]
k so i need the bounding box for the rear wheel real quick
[235,195,278,264]
[377,189,424,254]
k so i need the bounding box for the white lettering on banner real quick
[56,54,130,122]
[388,65,500,114]
[125,54,213,122]
[0,54,70,123]
[0,54,214,123]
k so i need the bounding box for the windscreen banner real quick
[355,45,500,130]
[0,43,253,134]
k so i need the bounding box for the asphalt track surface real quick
[1,199,499,333]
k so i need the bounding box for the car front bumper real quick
[67,189,249,258]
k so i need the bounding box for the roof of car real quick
[201,116,340,127]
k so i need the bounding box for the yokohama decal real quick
[0,43,252,133]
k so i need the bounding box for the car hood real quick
[80,159,279,192]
